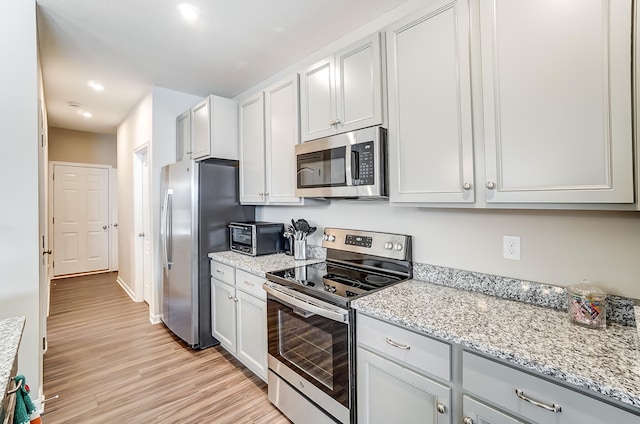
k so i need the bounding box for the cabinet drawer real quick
[357,314,451,382]
[235,269,266,300]
[210,260,234,285]
[463,351,640,424]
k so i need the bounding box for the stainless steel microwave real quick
[295,126,388,199]
[229,222,284,256]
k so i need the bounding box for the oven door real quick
[264,282,350,421]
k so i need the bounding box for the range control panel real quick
[322,228,411,261]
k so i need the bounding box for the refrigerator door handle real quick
[162,189,173,270]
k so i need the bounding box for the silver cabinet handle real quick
[486,181,496,189]
[264,192,269,196]
[385,337,410,350]
[463,182,472,190]
[259,192,264,196]
[515,389,561,413]
[243,280,255,287]
[227,295,234,300]
[334,119,341,125]
[463,418,473,424]
[436,402,446,414]
[138,232,145,237]
[216,269,225,274]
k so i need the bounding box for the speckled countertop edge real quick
[208,251,323,277]
[0,316,25,398]
[352,280,640,410]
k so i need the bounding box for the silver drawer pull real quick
[385,337,410,350]
[243,280,255,287]
[216,269,224,274]
[515,389,561,413]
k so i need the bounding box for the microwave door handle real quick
[345,146,353,186]
[351,150,360,181]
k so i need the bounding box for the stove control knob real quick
[394,243,404,251]
[326,235,336,242]
[384,242,394,250]
[324,285,337,293]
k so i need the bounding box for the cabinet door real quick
[357,347,451,424]
[300,57,336,141]
[236,289,267,381]
[191,97,211,160]
[264,75,302,204]
[239,93,266,204]
[335,32,384,134]
[176,110,191,161]
[463,396,525,424]
[387,0,474,204]
[480,0,633,204]
[211,279,236,351]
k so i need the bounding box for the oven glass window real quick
[278,310,335,389]
[297,147,346,188]
[267,297,349,408]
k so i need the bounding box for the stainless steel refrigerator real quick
[160,159,255,349]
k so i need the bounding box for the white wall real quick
[117,93,152,297]
[259,204,640,298]
[0,0,41,401]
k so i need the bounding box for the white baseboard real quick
[149,312,163,325]
[116,276,137,301]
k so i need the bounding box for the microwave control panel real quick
[352,141,375,186]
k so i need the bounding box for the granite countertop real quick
[352,280,640,410]
[0,316,25,398]
[208,251,322,277]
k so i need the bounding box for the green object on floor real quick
[13,375,36,424]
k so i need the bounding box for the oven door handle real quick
[263,283,349,323]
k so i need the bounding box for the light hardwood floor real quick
[42,272,290,424]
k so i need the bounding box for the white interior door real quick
[53,164,110,276]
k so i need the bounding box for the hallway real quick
[42,272,289,423]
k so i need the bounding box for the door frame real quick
[48,161,115,278]
[133,144,151,304]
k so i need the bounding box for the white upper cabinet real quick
[264,75,303,204]
[386,0,474,204]
[480,0,634,204]
[300,32,385,142]
[191,94,239,161]
[239,75,304,205]
[239,93,266,204]
[176,109,191,161]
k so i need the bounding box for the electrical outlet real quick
[503,236,521,260]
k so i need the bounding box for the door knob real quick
[103,225,108,230]
[138,232,145,237]
[113,223,118,227]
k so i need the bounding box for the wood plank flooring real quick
[43,272,290,424]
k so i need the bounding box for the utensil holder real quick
[294,239,307,260]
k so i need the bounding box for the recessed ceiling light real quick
[177,3,200,20]
[82,112,93,118]
[88,80,104,91]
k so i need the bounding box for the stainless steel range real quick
[264,228,412,424]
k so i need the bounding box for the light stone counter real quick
[208,251,322,277]
[351,279,640,410]
[0,316,25,406]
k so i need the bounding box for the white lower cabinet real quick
[357,314,452,424]
[210,260,267,382]
[463,351,640,424]
[462,396,525,424]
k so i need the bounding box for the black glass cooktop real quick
[266,262,406,307]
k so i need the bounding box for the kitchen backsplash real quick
[307,245,636,326]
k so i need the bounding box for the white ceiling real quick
[36,0,409,135]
